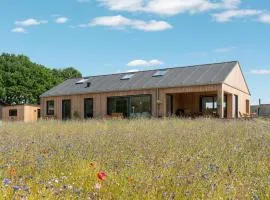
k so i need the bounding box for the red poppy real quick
[97,171,106,181]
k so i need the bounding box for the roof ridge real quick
[82,61,238,79]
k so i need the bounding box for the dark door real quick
[84,98,93,119]
[62,100,71,120]
[37,109,41,119]
[224,94,228,118]
[166,95,173,117]
[235,95,239,118]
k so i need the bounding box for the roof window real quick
[153,70,167,77]
[121,74,134,80]
[76,79,88,84]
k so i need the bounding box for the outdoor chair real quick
[239,112,253,120]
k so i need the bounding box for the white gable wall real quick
[224,63,250,95]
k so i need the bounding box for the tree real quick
[52,67,82,81]
[0,53,82,104]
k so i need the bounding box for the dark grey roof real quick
[40,61,238,97]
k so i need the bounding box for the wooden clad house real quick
[40,61,251,120]
[2,105,40,122]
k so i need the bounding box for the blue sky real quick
[1,0,270,104]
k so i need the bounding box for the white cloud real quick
[11,27,27,33]
[95,0,270,24]
[132,20,172,31]
[97,0,243,16]
[145,0,218,15]
[222,0,241,9]
[90,15,131,26]
[55,17,69,24]
[258,14,270,24]
[98,0,143,12]
[81,15,172,31]
[250,69,270,75]
[126,69,139,72]
[213,9,262,22]
[15,18,48,27]
[127,59,163,67]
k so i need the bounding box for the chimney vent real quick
[86,82,91,88]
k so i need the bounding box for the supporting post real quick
[156,88,159,117]
[227,93,233,119]
[217,87,224,118]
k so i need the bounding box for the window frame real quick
[130,95,152,116]
[9,109,18,117]
[200,95,218,114]
[46,100,55,116]
[107,94,152,117]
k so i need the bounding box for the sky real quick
[1,0,270,104]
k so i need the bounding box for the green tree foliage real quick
[0,53,82,104]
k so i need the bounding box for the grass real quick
[0,118,269,199]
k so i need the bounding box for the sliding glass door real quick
[130,95,151,117]
[107,97,129,117]
[107,95,152,118]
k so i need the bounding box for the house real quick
[251,104,270,117]
[2,104,40,122]
[40,61,251,120]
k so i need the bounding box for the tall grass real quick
[0,118,269,199]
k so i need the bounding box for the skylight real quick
[76,79,88,84]
[121,74,134,80]
[153,70,167,77]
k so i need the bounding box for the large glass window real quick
[107,95,152,118]
[9,109,17,117]
[200,96,217,114]
[130,95,151,117]
[107,97,129,117]
[46,100,54,115]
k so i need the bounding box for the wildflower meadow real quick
[0,118,269,199]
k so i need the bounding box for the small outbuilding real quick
[251,104,270,117]
[2,104,40,122]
